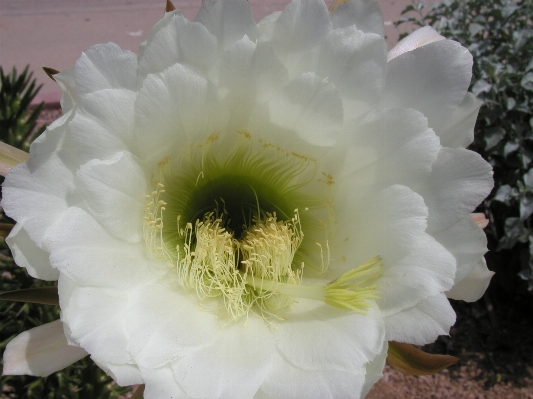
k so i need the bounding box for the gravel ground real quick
[35,108,533,399]
[367,364,533,399]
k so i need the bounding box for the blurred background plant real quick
[0,66,46,152]
[397,0,533,386]
[0,65,130,399]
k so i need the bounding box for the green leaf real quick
[520,195,533,220]
[386,341,459,376]
[0,223,14,237]
[506,97,516,110]
[498,217,524,250]
[0,287,59,305]
[469,22,484,36]
[484,127,505,150]
[503,141,519,157]
[493,184,514,205]
[524,169,533,190]
[521,72,533,91]
[502,4,519,19]
[472,79,492,96]
[513,28,533,49]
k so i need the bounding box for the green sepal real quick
[131,385,145,399]
[329,0,349,12]
[387,341,459,376]
[42,67,59,82]
[0,286,59,305]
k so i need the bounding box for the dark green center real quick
[154,137,331,273]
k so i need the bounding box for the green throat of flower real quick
[144,132,382,320]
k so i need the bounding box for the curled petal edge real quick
[3,320,87,377]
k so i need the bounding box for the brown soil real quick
[36,108,533,399]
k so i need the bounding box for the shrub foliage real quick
[398,0,533,290]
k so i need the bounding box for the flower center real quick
[177,211,304,319]
[143,131,382,320]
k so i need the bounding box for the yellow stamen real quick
[246,256,382,315]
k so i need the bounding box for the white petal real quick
[387,26,445,62]
[217,37,288,100]
[70,89,137,164]
[194,0,257,53]
[53,68,76,112]
[125,283,218,369]
[330,0,384,37]
[332,108,440,190]
[269,72,343,146]
[6,224,58,281]
[382,39,473,136]
[260,351,366,399]
[74,43,139,94]
[384,294,456,345]
[139,12,217,77]
[1,113,78,248]
[315,27,387,115]
[3,320,87,377]
[377,234,456,316]
[44,207,159,288]
[254,390,274,399]
[26,112,73,171]
[421,148,494,231]
[270,0,331,56]
[216,37,288,127]
[134,63,225,166]
[173,317,274,398]
[275,300,384,372]
[142,364,187,399]
[58,275,133,364]
[361,343,388,398]
[447,259,493,302]
[333,184,456,314]
[76,151,147,243]
[256,11,282,41]
[334,184,429,269]
[431,215,487,284]
[92,357,144,386]
[439,92,483,148]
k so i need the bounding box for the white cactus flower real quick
[1,0,494,398]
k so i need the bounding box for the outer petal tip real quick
[3,320,87,377]
[447,259,494,302]
[387,26,446,62]
[0,142,30,177]
[470,213,489,229]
